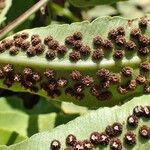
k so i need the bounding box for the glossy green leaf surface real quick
[0,95,149,150]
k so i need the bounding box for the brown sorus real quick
[74,141,84,150]
[144,84,150,93]
[56,45,67,55]
[9,46,19,55]
[90,132,100,145]
[103,39,113,49]
[110,138,122,150]
[0,43,5,53]
[140,61,150,72]
[121,66,133,77]
[139,125,150,138]
[74,83,84,94]
[82,75,93,87]
[124,131,136,145]
[117,26,125,36]
[65,87,74,97]
[138,35,150,46]
[80,45,91,56]
[75,93,85,101]
[98,91,112,101]
[44,69,55,79]
[136,75,146,84]
[97,68,110,80]
[69,51,81,62]
[2,39,14,49]
[44,36,53,45]
[99,132,109,146]
[3,64,14,75]
[115,35,126,46]
[73,40,83,50]
[21,41,30,50]
[73,32,83,40]
[65,36,74,46]
[70,70,82,81]
[13,33,21,40]
[83,140,93,150]
[101,80,110,89]
[57,78,67,88]
[143,106,150,117]
[35,43,45,55]
[0,69,4,79]
[46,50,56,60]
[130,28,141,38]
[127,115,139,126]
[31,34,39,40]
[139,17,148,28]
[21,32,29,39]
[32,72,41,82]
[23,67,33,78]
[93,36,103,47]
[3,78,13,87]
[138,47,149,56]
[14,74,22,82]
[47,40,59,50]
[27,46,36,57]
[51,140,61,150]
[14,37,24,47]
[92,49,104,61]
[108,29,118,39]
[109,73,120,84]
[133,105,144,117]
[66,134,77,146]
[128,80,137,91]
[31,37,41,46]
[125,41,136,50]
[118,85,128,95]
[90,85,100,97]
[113,50,124,60]
[64,147,74,150]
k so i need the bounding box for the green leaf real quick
[0,15,150,108]
[0,0,12,25]
[0,96,78,137]
[0,128,26,146]
[69,0,127,7]
[0,95,149,149]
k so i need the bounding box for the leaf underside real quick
[0,95,149,150]
[0,15,150,108]
[69,0,127,7]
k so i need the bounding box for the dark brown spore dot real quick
[92,49,104,61]
[74,83,84,94]
[83,140,93,150]
[143,106,150,117]
[9,46,19,55]
[73,40,83,50]
[121,66,133,77]
[140,62,150,72]
[109,73,120,84]
[112,123,122,136]
[46,50,56,60]
[97,68,110,80]
[47,40,59,50]
[31,34,39,40]
[138,47,149,56]
[144,83,150,93]
[65,87,74,97]
[90,132,100,145]
[3,64,14,76]
[103,39,113,49]
[108,29,118,39]
[51,140,61,150]
[21,32,29,39]
[13,33,21,40]
[70,70,82,81]
[21,41,30,50]
[35,43,45,55]
[128,80,137,91]
[65,36,74,46]
[14,38,24,47]
[44,36,53,45]
[69,51,81,62]
[105,125,114,137]
[136,75,146,84]
[124,131,136,145]
[90,85,100,97]
[117,26,125,36]
[125,41,136,50]
[139,125,150,139]
[82,75,93,87]
[23,67,33,78]
[27,46,36,57]
[138,35,150,46]
[73,32,82,40]
[113,50,124,60]
[14,74,22,82]
[80,45,91,56]
[2,39,14,49]
[0,69,4,79]
[110,138,122,150]
[93,36,103,47]
[133,105,144,117]
[115,35,126,46]
[127,115,139,126]
[0,43,5,53]
[139,17,148,28]
[56,45,67,55]
[44,69,55,79]
[31,37,41,46]
[74,141,84,150]
[130,28,141,38]
[3,78,13,87]
[118,85,128,95]
[99,132,109,146]
[64,147,74,150]
[102,80,110,89]
[57,78,67,88]
[66,134,77,146]
[32,72,41,82]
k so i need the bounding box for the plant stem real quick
[0,0,50,40]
